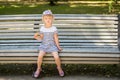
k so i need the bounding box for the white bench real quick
[0,14,120,64]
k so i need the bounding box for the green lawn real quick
[0,3,120,15]
[0,64,120,77]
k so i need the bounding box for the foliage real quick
[0,3,120,15]
[0,0,120,14]
[108,0,113,13]
[108,0,120,13]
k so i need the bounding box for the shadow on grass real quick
[0,64,120,78]
[0,3,120,14]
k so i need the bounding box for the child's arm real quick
[34,32,43,40]
[54,33,62,51]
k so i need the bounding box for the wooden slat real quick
[58,29,118,31]
[61,45,118,48]
[0,52,120,58]
[0,14,118,20]
[0,46,118,50]
[0,27,117,31]
[0,21,37,24]
[0,16,117,20]
[0,32,117,36]
[0,42,117,46]
[0,14,117,17]
[0,46,119,53]
[0,15,117,20]
[0,24,117,28]
[0,17,118,21]
[5,47,118,53]
[0,57,119,61]
[0,28,117,32]
[0,39,117,43]
[59,32,117,36]
[0,20,118,25]
[54,20,118,24]
[0,22,117,26]
[0,61,119,64]
[0,40,118,43]
[0,35,117,39]
[0,32,117,35]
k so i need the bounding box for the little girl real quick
[33,10,64,78]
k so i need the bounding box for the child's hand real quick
[34,32,39,39]
[58,47,63,51]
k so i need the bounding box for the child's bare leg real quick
[37,50,46,70]
[52,52,64,76]
[34,50,46,78]
[52,52,61,68]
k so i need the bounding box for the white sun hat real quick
[42,10,53,16]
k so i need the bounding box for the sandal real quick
[59,71,64,77]
[57,67,64,77]
[32,69,41,78]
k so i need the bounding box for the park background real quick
[0,0,120,14]
[0,0,120,78]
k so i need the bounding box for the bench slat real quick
[0,57,119,64]
[0,15,118,20]
[0,61,119,64]
[0,40,117,43]
[0,14,117,17]
[0,24,117,28]
[0,16,118,20]
[0,32,117,36]
[0,35,118,38]
[0,47,119,53]
[0,43,117,46]
[0,46,118,50]
[0,52,119,57]
[0,28,118,32]
[0,20,118,24]
[0,57,119,61]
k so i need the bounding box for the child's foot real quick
[57,67,64,77]
[33,69,41,78]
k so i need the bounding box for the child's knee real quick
[38,51,45,56]
[53,54,60,60]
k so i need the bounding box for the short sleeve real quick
[39,26,43,34]
[54,26,58,34]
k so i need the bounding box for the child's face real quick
[43,15,53,24]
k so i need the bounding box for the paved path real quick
[0,75,119,80]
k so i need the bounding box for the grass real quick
[0,3,120,15]
[0,64,120,77]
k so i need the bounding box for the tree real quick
[108,0,118,13]
[114,0,118,4]
[47,0,59,6]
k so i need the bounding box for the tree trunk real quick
[49,0,56,6]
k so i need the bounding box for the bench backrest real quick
[0,14,120,64]
[0,14,119,50]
